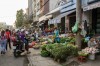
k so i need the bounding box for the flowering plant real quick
[82,47,98,54]
[78,51,88,56]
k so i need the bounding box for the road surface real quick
[0,50,27,66]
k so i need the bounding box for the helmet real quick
[21,29,25,32]
[15,29,19,32]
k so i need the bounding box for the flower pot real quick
[89,54,95,60]
[77,56,87,62]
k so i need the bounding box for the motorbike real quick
[13,39,24,58]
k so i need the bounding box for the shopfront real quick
[60,0,76,32]
[92,8,100,34]
[68,12,76,31]
[83,0,100,34]
[39,15,52,31]
[47,0,76,34]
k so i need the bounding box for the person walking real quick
[24,33,30,54]
[5,29,11,50]
[0,30,7,54]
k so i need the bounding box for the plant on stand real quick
[82,47,98,60]
[78,50,88,62]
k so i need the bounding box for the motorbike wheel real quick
[13,49,20,58]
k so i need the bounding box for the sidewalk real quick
[79,55,100,66]
[27,48,62,66]
[27,48,100,66]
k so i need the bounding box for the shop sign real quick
[48,19,60,24]
[83,2,100,11]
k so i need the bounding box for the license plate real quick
[13,46,16,49]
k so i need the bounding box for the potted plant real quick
[78,51,88,57]
[82,47,98,60]
[88,48,98,60]
[78,51,88,62]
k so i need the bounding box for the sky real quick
[0,0,28,25]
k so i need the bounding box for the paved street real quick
[0,50,26,66]
[27,49,62,66]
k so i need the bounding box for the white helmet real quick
[15,29,19,32]
[21,29,25,32]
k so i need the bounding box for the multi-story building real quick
[29,0,96,34]
[28,0,33,22]
[32,0,40,22]
[39,0,66,30]
[38,0,77,33]
[38,0,50,19]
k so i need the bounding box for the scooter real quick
[13,40,24,58]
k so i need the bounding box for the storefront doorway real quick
[60,17,65,34]
[69,16,76,30]
[96,8,100,34]
[92,8,100,34]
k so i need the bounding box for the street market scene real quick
[0,0,100,66]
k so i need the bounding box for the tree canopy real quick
[15,9,24,28]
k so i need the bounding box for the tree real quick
[15,9,24,28]
[22,14,31,29]
[76,0,82,49]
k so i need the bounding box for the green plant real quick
[69,38,75,43]
[41,50,50,57]
[41,45,47,50]
[51,44,68,61]
[41,43,78,62]
[52,48,66,60]
[60,38,67,43]
[78,51,88,56]
[65,44,78,56]
[46,44,54,52]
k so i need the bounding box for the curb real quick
[27,55,34,66]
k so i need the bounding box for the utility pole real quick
[76,0,82,49]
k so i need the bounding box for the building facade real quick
[48,0,76,33]
[28,0,78,33]
[28,0,100,35]
[28,0,33,22]
[82,0,100,34]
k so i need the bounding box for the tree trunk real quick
[76,0,82,49]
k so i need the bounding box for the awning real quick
[59,9,75,18]
[39,15,46,22]
[39,15,52,22]
[83,1,100,11]
[48,9,75,24]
